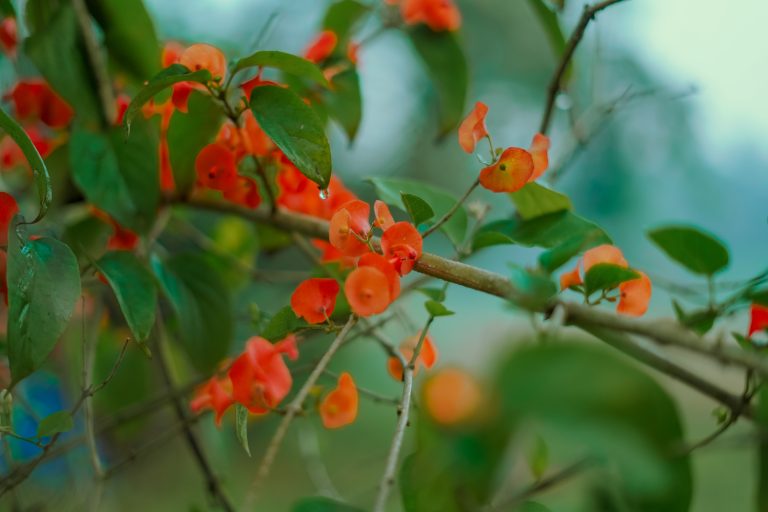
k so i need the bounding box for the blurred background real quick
[3,0,767,510]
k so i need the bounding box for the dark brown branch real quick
[538,0,631,135]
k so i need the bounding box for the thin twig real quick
[245,315,358,507]
[372,315,435,512]
[153,316,235,512]
[538,0,630,135]
[490,458,592,511]
[71,0,117,125]
[422,178,480,239]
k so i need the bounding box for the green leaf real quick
[401,193,435,226]
[85,0,161,81]
[671,300,717,335]
[526,0,569,81]
[24,1,101,125]
[262,306,310,342]
[527,436,549,480]
[416,287,446,302]
[167,91,223,194]
[94,251,157,343]
[70,119,159,233]
[324,67,362,142]
[292,497,365,512]
[123,64,212,133]
[538,229,609,273]
[425,300,454,317]
[250,85,332,189]
[510,182,572,220]
[368,177,468,246]
[498,343,692,512]
[509,267,557,310]
[36,410,74,438]
[235,404,251,457]
[519,503,552,512]
[752,288,768,307]
[0,0,15,17]
[584,263,640,297]
[0,107,51,223]
[757,386,768,510]
[474,211,611,251]
[7,222,81,386]
[152,253,233,373]
[233,51,329,88]
[408,25,468,138]
[323,0,370,43]
[647,225,729,276]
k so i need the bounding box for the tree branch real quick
[538,0,630,135]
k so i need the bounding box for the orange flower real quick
[239,110,273,157]
[381,221,423,275]
[190,376,234,426]
[229,336,298,414]
[162,41,185,67]
[194,143,238,191]
[179,43,227,83]
[357,253,401,301]
[479,147,534,193]
[373,200,395,230]
[458,101,489,154]
[528,133,550,181]
[617,271,652,317]
[329,199,372,257]
[304,30,338,63]
[583,244,628,271]
[347,41,360,65]
[114,94,130,126]
[401,0,461,31]
[319,372,358,429]
[387,332,438,381]
[171,81,194,112]
[423,368,482,425]
[223,176,261,209]
[290,278,340,324]
[0,192,18,247]
[559,265,582,291]
[345,266,391,317]
[312,239,357,268]
[749,304,768,337]
[107,223,140,251]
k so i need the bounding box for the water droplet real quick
[319,188,329,200]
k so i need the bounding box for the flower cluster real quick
[191,335,298,425]
[0,192,19,304]
[458,101,551,192]
[560,244,653,316]
[385,0,462,32]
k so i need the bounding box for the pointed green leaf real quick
[527,436,549,480]
[262,306,310,342]
[408,26,468,138]
[7,220,81,386]
[510,182,572,220]
[233,51,329,88]
[94,251,157,343]
[401,193,435,226]
[250,85,332,188]
[235,404,251,456]
[584,263,640,296]
[425,300,454,317]
[153,253,233,373]
[325,67,362,142]
[0,107,51,223]
[538,229,609,273]
[36,410,74,438]
[323,0,370,42]
[368,177,468,246]
[648,225,729,276]
[122,64,212,133]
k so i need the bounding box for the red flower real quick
[319,372,358,429]
[749,304,768,337]
[387,332,438,381]
[9,80,74,129]
[373,200,395,230]
[190,376,234,426]
[357,253,401,302]
[345,266,392,317]
[179,43,227,84]
[400,0,461,32]
[304,30,338,63]
[0,17,17,56]
[229,336,298,414]
[290,278,340,324]
[223,176,262,209]
[479,147,533,193]
[381,221,423,275]
[329,199,372,257]
[194,143,238,191]
[0,192,18,246]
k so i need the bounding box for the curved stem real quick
[421,178,480,239]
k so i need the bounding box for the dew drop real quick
[319,188,329,200]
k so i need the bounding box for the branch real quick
[372,315,435,512]
[71,0,117,126]
[490,458,592,511]
[244,315,358,507]
[153,317,235,512]
[538,0,630,135]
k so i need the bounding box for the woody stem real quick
[372,315,435,512]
